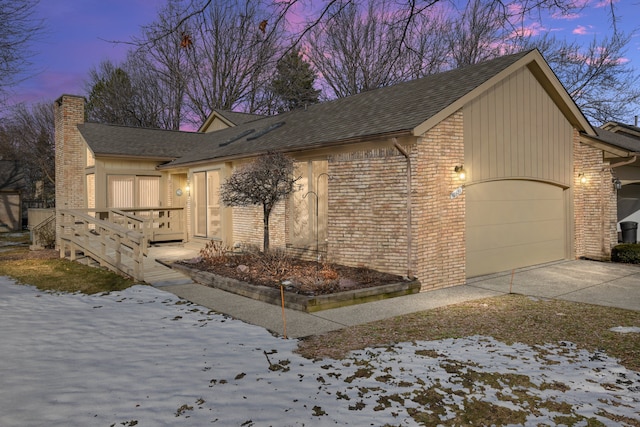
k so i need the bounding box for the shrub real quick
[199,240,231,264]
[611,244,640,264]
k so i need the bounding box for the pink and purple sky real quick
[7,0,640,115]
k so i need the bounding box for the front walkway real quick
[142,249,640,338]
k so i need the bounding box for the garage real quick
[466,180,567,278]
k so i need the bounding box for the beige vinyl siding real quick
[464,66,573,186]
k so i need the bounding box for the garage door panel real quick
[466,180,566,278]
[467,218,564,251]
[466,239,565,278]
[467,199,564,227]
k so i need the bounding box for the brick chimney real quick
[54,95,86,247]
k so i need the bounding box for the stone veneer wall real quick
[573,129,617,260]
[54,95,86,247]
[326,147,411,278]
[413,110,466,290]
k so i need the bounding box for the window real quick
[107,175,160,209]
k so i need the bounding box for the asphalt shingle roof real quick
[78,123,205,159]
[78,50,534,167]
[593,127,640,153]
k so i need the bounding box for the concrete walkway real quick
[144,246,640,338]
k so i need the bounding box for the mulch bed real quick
[178,254,405,296]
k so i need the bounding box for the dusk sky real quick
[7,0,640,120]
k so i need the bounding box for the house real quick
[0,160,25,232]
[54,49,632,290]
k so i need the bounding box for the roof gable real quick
[198,110,266,133]
[413,49,594,137]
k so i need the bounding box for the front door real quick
[193,170,222,239]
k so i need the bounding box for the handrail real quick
[30,213,56,249]
[58,209,147,281]
[77,207,185,243]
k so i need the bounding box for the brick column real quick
[54,95,86,248]
[414,110,466,290]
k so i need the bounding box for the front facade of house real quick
[54,50,627,290]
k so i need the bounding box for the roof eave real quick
[157,129,413,170]
[579,133,636,158]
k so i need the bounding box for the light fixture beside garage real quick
[578,173,587,184]
[613,177,622,190]
[454,165,466,181]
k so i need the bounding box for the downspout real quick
[393,138,413,279]
[600,155,637,256]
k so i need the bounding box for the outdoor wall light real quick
[185,183,191,195]
[454,165,466,181]
[578,173,587,184]
[613,177,622,190]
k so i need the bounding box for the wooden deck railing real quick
[90,208,185,243]
[59,209,147,281]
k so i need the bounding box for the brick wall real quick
[573,129,617,259]
[54,95,86,247]
[327,147,411,278]
[232,201,286,251]
[414,110,466,290]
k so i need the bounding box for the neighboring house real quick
[597,122,640,235]
[54,49,632,290]
[0,160,25,232]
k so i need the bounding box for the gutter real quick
[393,138,413,279]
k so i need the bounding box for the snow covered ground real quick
[0,276,638,426]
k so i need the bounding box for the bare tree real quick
[445,0,510,68]
[179,0,283,123]
[517,32,640,125]
[0,0,44,105]
[403,7,451,79]
[221,152,300,251]
[0,101,55,203]
[133,0,193,130]
[306,0,409,98]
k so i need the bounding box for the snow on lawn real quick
[0,276,638,426]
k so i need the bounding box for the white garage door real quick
[466,180,567,278]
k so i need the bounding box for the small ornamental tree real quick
[221,152,300,251]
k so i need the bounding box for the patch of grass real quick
[0,231,137,294]
[0,258,137,294]
[297,294,640,371]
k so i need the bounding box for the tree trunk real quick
[263,203,270,252]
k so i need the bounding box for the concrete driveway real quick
[466,259,640,312]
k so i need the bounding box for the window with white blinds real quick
[107,175,160,209]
